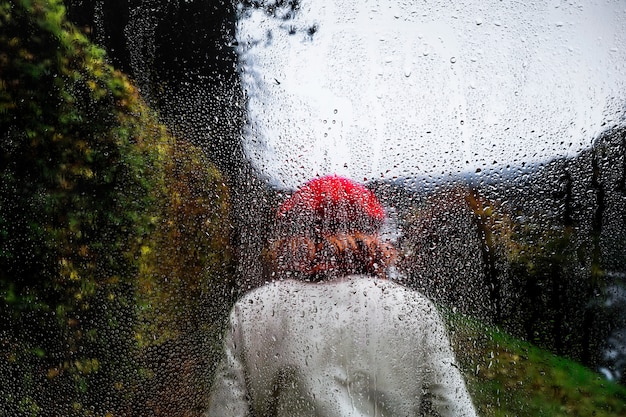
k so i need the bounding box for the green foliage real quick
[136,141,232,344]
[133,141,234,415]
[448,313,626,417]
[0,1,234,415]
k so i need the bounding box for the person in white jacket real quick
[208,176,478,416]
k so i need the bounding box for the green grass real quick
[446,314,626,417]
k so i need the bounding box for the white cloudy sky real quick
[236,0,626,189]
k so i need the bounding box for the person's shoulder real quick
[233,279,301,309]
[343,275,435,307]
[343,275,418,294]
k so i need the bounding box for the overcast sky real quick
[236,0,626,189]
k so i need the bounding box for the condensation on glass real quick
[2,0,626,416]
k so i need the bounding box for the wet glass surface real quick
[2,0,626,415]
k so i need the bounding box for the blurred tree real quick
[398,179,612,369]
[398,186,473,310]
[398,184,515,323]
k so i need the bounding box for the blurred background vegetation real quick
[1,0,625,416]
[1,1,234,415]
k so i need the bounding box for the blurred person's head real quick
[267,175,397,280]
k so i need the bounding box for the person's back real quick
[207,176,477,416]
[208,275,476,416]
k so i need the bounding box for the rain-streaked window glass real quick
[1,0,626,416]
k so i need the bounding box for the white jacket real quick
[208,275,478,417]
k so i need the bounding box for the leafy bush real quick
[0,1,233,415]
[133,140,234,416]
